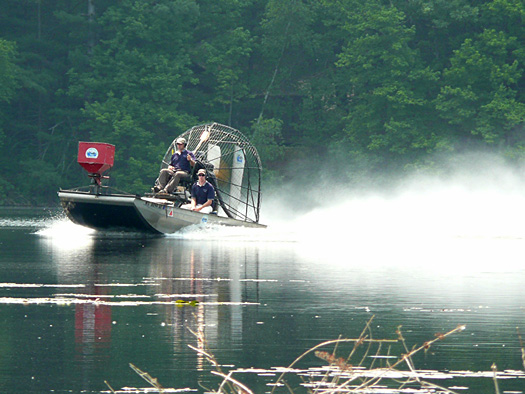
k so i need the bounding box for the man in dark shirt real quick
[156,137,195,194]
[182,168,215,213]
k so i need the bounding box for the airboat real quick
[58,123,266,234]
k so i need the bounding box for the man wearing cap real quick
[155,137,196,194]
[181,168,215,213]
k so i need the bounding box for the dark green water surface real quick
[0,207,524,393]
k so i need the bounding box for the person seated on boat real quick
[181,169,215,214]
[154,137,195,194]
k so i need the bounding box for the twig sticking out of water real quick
[129,363,164,393]
[187,322,244,393]
[312,316,380,392]
[269,316,402,394]
[279,322,467,394]
[491,363,501,394]
[104,380,116,393]
[212,370,255,394]
[104,363,172,393]
[379,325,466,394]
[517,327,525,370]
[396,325,420,380]
[105,319,524,394]
[391,324,466,371]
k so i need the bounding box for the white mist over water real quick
[262,154,525,243]
[265,187,525,272]
[37,154,525,259]
[265,185,525,242]
[250,155,525,276]
[31,159,525,311]
[39,183,525,247]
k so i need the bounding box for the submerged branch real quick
[270,338,398,394]
[129,363,164,392]
[492,363,501,394]
[212,370,255,394]
[517,327,525,370]
[104,380,116,393]
[105,321,525,393]
[390,324,466,371]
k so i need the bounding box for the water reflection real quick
[145,239,261,370]
[2,202,523,393]
[37,223,265,381]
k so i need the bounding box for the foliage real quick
[0,0,523,204]
[67,0,200,193]
[436,29,525,144]
[250,117,286,184]
[0,38,18,104]
[334,1,444,165]
[0,37,19,196]
[250,118,285,165]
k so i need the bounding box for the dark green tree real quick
[184,0,261,127]
[333,0,442,167]
[436,22,525,145]
[0,38,19,203]
[0,0,524,205]
[0,1,85,203]
[254,0,332,145]
[0,39,18,104]
[68,0,200,192]
[396,0,481,69]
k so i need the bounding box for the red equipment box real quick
[77,142,115,175]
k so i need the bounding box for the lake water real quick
[1,179,525,393]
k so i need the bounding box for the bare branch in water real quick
[270,316,399,394]
[492,363,501,394]
[212,370,255,394]
[517,327,525,370]
[187,317,239,393]
[105,321,525,393]
[104,380,116,393]
[129,363,164,392]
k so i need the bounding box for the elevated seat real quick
[148,160,219,211]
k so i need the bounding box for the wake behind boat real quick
[58,123,266,234]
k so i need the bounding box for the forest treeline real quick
[0,0,524,205]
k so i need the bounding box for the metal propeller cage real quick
[161,123,263,223]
